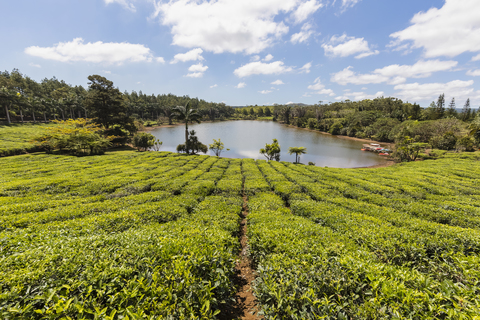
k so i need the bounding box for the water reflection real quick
[149,120,387,168]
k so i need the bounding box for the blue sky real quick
[1,0,480,107]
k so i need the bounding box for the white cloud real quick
[291,23,314,44]
[185,72,203,78]
[188,63,208,73]
[28,63,41,68]
[236,82,246,88]
[25,38,162,64]
[307,77,335,96]
[472,54,480,62]
[104,0,136,12]
[234,60,294,77]
[102,70,111,74]
[331,60,458,85]
[335,91,384,101]
[170,48,204,64]
[299,62,311,73]
[390,0,480,58]
[271,79,285,85]
[466,69,480,77]
[291,0,322,24]
[394,80,480,102]
[340,0,361,11]
[251,55,261,62]
[186,62,208,77]
[156,57,165,63]
[259,90,273,94]
[322,34,378,59]
[263,54,274,61]
[153,0,306,54]
[210,84,218,88]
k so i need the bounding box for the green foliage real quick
[394,136,429,161]
[288,146,307,163]
[209,138,225,156]
[132,132,156,151]
[2,149,480,319]
[32,119,112,156]
[85,75,136,134]
[260,138,281,161]
[329,121,343,135]
[177,130,208,155]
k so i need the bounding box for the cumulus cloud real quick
[299,62,312,73]
[466,69,480,77]
[291,0,323,24]
[291,23,314,44]
[389,0,480,58]
[271,79,285,85]
[153,0,320,54]
[234,60,294,77]
[186,63,208,77]
[171,48,204,64]
[28,63,41,68]
[307,77,335,96]
[322,34,378,59]
[25,38,163,64]
[210,84,218,88]
[331,60,458,85]
[472,54,480,62]
[104,0,136,12]
[394,80,480,102]
[263,54,274,62]
[335,91,384,101]
[236,82,246,88]
[259,90,273,94]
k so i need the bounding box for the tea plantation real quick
[1,151,480,319]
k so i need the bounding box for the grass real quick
[0,123,64,156]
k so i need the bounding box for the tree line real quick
[0,69,234,126]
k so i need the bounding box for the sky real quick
[1,0,480,107]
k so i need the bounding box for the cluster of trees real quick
[0,69,235,126]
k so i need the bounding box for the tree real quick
[209,138,225,156]
[132,132,156,151]
[394,136,428,162]
[260,139,281,161]
[85,75,135,133]
[446,97,457,117]
[435,93,445,119]
[176,130,207,154]
[264,107,272,117]
[288,146,307,163]
[0,87,20,124]
[281,106,292,124]
[461,98,472,121]
[173,101,202,147]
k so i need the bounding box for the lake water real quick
[149,120,387,168]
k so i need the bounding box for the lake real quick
[149,120,387,168]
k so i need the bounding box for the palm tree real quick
[288,146,307,163]
[173,101,202,146]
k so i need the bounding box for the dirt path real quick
[220,184,261,319]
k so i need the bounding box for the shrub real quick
[133,132,155,151]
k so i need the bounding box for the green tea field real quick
[1,151,480,319]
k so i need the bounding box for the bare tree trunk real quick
[78,110,81,118]
[20,109,24,123]
[44,112,47,123]
[85,110,87,118]
[5,104,11,124]
[61,110,65,120]
[32,111,36,123]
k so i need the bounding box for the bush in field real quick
[177,130,207,154]
[133,132,156,151]
[33,119,112,155]
[209,138,225,156]
[456,136,475,152]
[260,138,281,161]
[394,136,428,162]
[434,131,457,150]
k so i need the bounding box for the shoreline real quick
[143,119,393,148]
